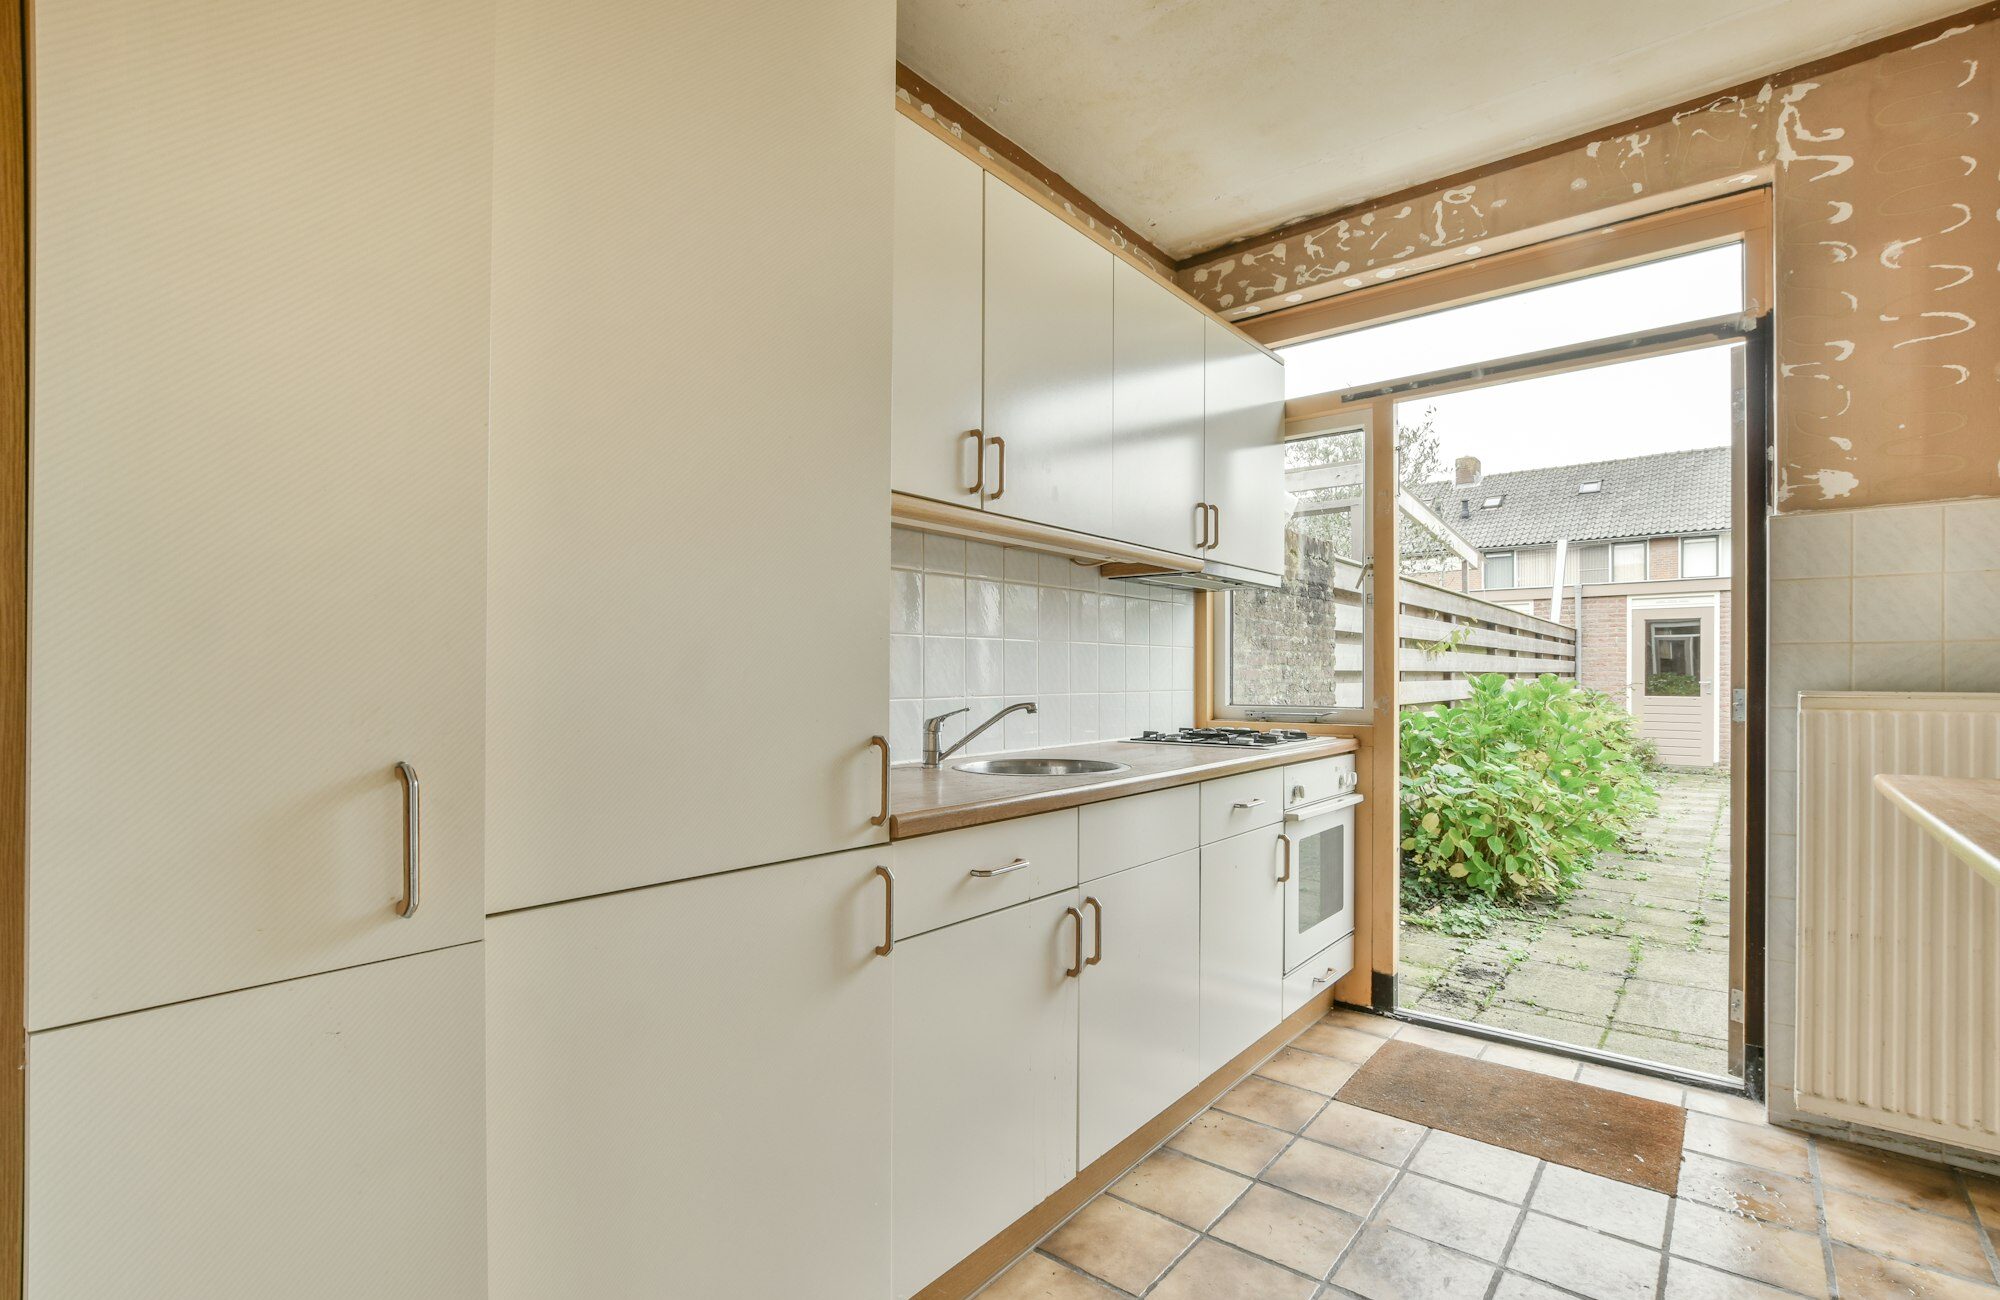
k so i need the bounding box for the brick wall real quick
[1229,531,1362,708]
[1648,537,1679,580]
[1576,594,1630,696]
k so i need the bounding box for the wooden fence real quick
[1397,575,1578,708]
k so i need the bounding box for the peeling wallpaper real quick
[1169,18,2000,513]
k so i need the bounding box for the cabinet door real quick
[488,849,892,1300]
[1203,320,1287,578]
[1112,262,1208,556]
[27,0,492,1029]
[983,177,1115,535]
[25,945,484,1300]
[1199,823,1287,1074]
[486,0,893,913]
[893,890,1081,1298]
[1079,851,1202,1167]
[892,115,984,506]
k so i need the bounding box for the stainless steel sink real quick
[955,757,1130,777]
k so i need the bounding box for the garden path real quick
[1397,770,1733,1076]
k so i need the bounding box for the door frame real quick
[1,0,24,1286]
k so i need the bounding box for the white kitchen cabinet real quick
[983,176,1115,537]
[1202,319,1288,579]
[25,944,485,1300]
[26,0,492,1029]
[1078,851,1202,1167]
[1199,823,1287,1074]
[892,115,985,506]
[893,890,1082,1298]
[1112,260,1207,556]
[486,0,894,913]
[488,848,892,1300]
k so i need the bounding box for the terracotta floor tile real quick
[976,1251,1123,1300]
[1332,1224,1496,1300]
[1039,1196,1195,1295]
[1668,1201,1830,1297]
[1480,1041,1582,1079]
[1373,1172,1518,1261]
[1531,1162,1671,1247]
[1323,1007,1399,1039]
[1660,1256,1800,1299]
[1301,1098,1426,1166]
[1146,1238,1316,1300]
[1816,1138,1970,1218]
[1578,1063,1687,1106]
[1673,1151,1819,1231]
[1508,1212,1661,1300]
[1821,1187,1994,1280]
[1406,1129,1539,1202]
[1166,1109,1291,1177]
[1260,1137,1397,1216]
[1680,1112,1812,1179]
[1109,1149,1249,1231]
[1394,1023,1485,1057]
[1967,1172,1999,1226]
[1254,1046,1359,1096]
[1214,1075,1327,1132]
[1207,1182,1359,1280]
[1291,1020,1390,1065]
[1682,1088,1768,1126]
[1831,1244,2000,1298]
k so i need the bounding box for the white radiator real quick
[1795,692,2000,1154]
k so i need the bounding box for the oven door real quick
[1281,793,1361,972]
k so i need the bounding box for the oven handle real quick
[1284,792,1363,824]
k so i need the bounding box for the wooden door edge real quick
[911,985,1344,1300]
[1,0,24,1289]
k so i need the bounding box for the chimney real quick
[1454,456,1483,487]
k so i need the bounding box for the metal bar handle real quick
[873,865,894,956]
[394,761,421,919]
[989,436,1006,500]
[1209,503,1221,550]
[1083,896,1103,966]
[1064,906,1083,978]
[1278,833,1292,883]
[868,736,889,827]
[969,857,1031,878]
[1232,797,1265,810]
[964,428,986,496]
[1194,501,1209,549]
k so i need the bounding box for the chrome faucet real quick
[922,702,1037,768]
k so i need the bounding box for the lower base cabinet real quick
[25,944,486,1300]
[893,889,1081,1299]
[486,849,892,1300]
[1078,851,1201,1167]
[1199,824,1286,1075]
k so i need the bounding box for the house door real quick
[1630,601,1718,767]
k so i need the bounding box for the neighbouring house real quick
[1416,447,1732,767]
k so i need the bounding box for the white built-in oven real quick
[1279,757,1361,973]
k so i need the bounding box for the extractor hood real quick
[1101,559,1281,592]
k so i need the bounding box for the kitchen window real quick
[1681,534,1726,578]
[1212,426,1369,724]
[1646,618,1702,695]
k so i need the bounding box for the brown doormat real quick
[1336,1039,1686,1195]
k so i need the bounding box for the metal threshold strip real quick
[1390,1006,1748,1098]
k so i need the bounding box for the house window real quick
[1681,535,1721,578]
[1577,481,1602,494]
[1570,541,1645,584]
[1483,552,1514,589]
[1646,619,1701,696]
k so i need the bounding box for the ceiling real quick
[897,0,1971,260]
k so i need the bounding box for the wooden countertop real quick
[1874,774,2000,888]
[889,737,1358,839]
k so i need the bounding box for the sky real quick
[1279,244,1742,476]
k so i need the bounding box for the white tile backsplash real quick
[890,525,1195,763]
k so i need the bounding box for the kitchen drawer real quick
[1199,768,1283,843]
[1079,786,1198,883]
[1283,934,1355,1018]
[889,810,1079,940]
[1283,755,1358,810]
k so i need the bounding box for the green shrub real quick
[1399,674,1656,902]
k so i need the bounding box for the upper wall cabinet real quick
[1203,321,1288,579]
[485,0,894,913]
[1112,261,1207,558]
[891,115,984,507]
[982,176,1116,537]
[27,0,494,1029]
